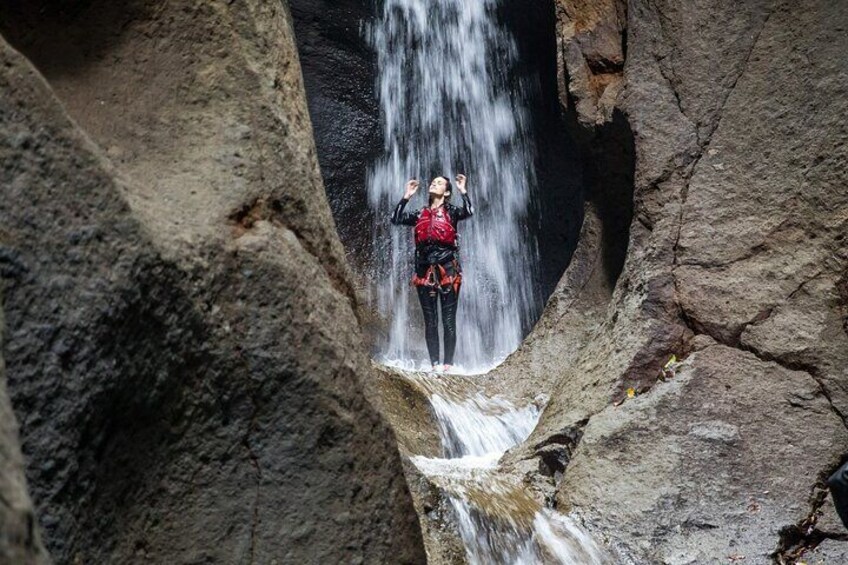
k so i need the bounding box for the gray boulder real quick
[0,1,424,562]
[0,310,48,564]
[494,0,848,561]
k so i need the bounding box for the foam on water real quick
[404,371,608,565]
[429,392,539,458]
[379,356,508,376]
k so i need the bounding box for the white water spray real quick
[407,374,609,564]
[364,1,604,560]
[366,0,541,371]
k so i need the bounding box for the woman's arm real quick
[391,179,421,226]
[391,197,419,226]
[452,174,474,221]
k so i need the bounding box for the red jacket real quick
[414,206,456,247]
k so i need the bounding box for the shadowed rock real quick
[0,309,48,564]
[0,1,425,562]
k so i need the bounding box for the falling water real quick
[364,3,604,560]
[406,373,609,564]
[366,0,541,371]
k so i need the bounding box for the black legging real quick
[417,284,459,366]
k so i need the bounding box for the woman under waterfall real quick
[390,174,474,371]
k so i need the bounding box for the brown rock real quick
[562,345,848,563]
[556,0,626,125]
[0,1,424,563]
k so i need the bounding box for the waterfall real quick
[366,0,541,371]
[406,373,609,564]
[364,3,605,560]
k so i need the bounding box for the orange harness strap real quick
[411,262,462,294]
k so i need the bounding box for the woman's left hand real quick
[455,174,467,194]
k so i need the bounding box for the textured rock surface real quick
[284,0,848,561]
[563,344,848,563]
[401,460,468,565]
[491,0,848,561]
[0,1,424,563]
[0,310,48,564]
[289,0,382,272]
[278,0,848,561]
[556,0,626,125]
[373,364,442,458]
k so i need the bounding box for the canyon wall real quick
[2,0,843,562]
[290,0,848,562]
[0,310,46,564]
[497,0,848,562]
[0,1,424,562]
[289,0,382,272]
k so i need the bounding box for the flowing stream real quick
[405,373,608,564]
[364,1,605,561]
[366,0,541,372]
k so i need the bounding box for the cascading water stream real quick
[364,1,605,561]
[366,0,541,372]
[406,373,609,564]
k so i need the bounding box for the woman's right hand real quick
[404,179,420,199]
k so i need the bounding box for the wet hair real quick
[428,176,452,205]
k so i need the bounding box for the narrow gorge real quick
[0,0,846,564]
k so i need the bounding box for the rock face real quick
[555,0,626,126]
[492,0,848,562]
[282,0,848,561]
[0,1,424,563]
[562,343,848,562]
[0,311,48,564]
[288,0,382,272]
[287,0,847,561]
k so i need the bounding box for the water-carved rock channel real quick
[293,0,848,561]
[377,366,608,563]
[0,0,845,561]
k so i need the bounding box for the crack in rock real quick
[670,7,776,265]
[773,483,848,564]
[241,398,263,565]
[533,420,588,485]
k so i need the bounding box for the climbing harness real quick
[411,260,462,296]
[410,204,462,295]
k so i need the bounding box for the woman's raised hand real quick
[455,174,467,194]
[404,179,420,199]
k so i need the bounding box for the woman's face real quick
[429,177,449,196]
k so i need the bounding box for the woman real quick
[391,174,474,371]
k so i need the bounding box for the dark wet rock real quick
[0,312,48,564]
[534,423,584,479]
[0,1,424,563]
[288,0,382,272]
